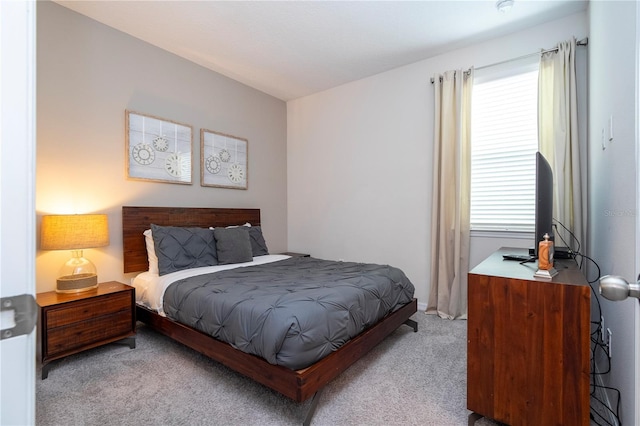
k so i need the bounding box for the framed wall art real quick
[125,110,193,184]
[201,129,248,190]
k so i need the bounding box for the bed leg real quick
[302,388,324,426]
[403,318,418,332]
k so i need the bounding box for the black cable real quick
[550,220,622,425]
[591,338,611,375]
[543,220,622,425]
[548,221,603,330]
[589,407,613,426]
[600,385,622,424]
[553,218,581,255]
[590,401,615,426]
[573,251,601,284]
[575,246,611,414]
[590,384,622,425]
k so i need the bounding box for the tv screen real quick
[534,151,554,257]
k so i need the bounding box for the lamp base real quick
[56,273,98,294]
[534,267,558,280]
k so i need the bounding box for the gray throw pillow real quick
[247,226,269,256]
[213,227,253,265]
[151,224,218,276]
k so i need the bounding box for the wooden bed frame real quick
[122,206,418,424]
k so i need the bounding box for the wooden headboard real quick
[122,206,261,273]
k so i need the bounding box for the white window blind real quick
[470,66,539,232]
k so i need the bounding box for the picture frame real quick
[125,110,193,184]
[200,129,248,190]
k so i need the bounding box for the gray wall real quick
[36,1,288,292]
[287,12,587,305]
[588,1,639,423]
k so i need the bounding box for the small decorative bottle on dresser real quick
[534,233,558,279]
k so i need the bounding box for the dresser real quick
[467,247,590,425]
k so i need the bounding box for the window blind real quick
[470,68,539,232]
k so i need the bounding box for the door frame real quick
[0,0,37,424]
[635,1,640,424]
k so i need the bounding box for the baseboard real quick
[417,301,427,312]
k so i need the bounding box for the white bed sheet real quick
[131,254,291,316]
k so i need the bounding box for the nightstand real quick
[280,252,310,257]
[36,281,136,379]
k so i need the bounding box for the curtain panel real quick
[538,37,584,251]
[427,69,473,320]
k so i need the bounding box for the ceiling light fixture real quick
[496,0,514,13]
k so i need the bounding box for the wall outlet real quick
[606,328,612,358]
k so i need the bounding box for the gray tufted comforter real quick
[163,256,415,370]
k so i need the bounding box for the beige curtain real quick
[538,38,584,250]
[427,69,473,320]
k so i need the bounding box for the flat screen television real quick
[533,151,554,258]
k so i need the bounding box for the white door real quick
[0,1,37,424]
[636,2,640,424]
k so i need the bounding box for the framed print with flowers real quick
[125,110,193,184]
[200,129,248,190]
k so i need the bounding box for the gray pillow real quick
[151,224,218,275]
[247,226,269,256]
[213,227,253,265]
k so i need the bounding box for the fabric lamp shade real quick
[41,214,109,293]
[41,214,109,250]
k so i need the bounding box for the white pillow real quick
[143,229,159,274]
[209,223,252,230]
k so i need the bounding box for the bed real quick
[123,206,418,424]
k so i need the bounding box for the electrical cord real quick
[590,384,621,426]
[551,220,621,425]
[573,251,602,284]
[553,219,581,258]
[591,334,611,375]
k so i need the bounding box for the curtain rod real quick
[430,37,588,84]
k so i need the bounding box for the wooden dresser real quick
[37,281,136,379]
[467,247,590,426]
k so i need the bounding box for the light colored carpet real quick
[37,313,501,426]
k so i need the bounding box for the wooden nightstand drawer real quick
[46,292,131,328]
[37,281,136,379]
[46,304,133,357]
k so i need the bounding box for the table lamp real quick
[41,214,109,293]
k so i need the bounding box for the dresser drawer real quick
[45,292,131,328]
[45,309,132,357]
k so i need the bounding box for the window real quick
[470,62,539,232]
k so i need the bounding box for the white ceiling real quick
[54,0,588,101]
